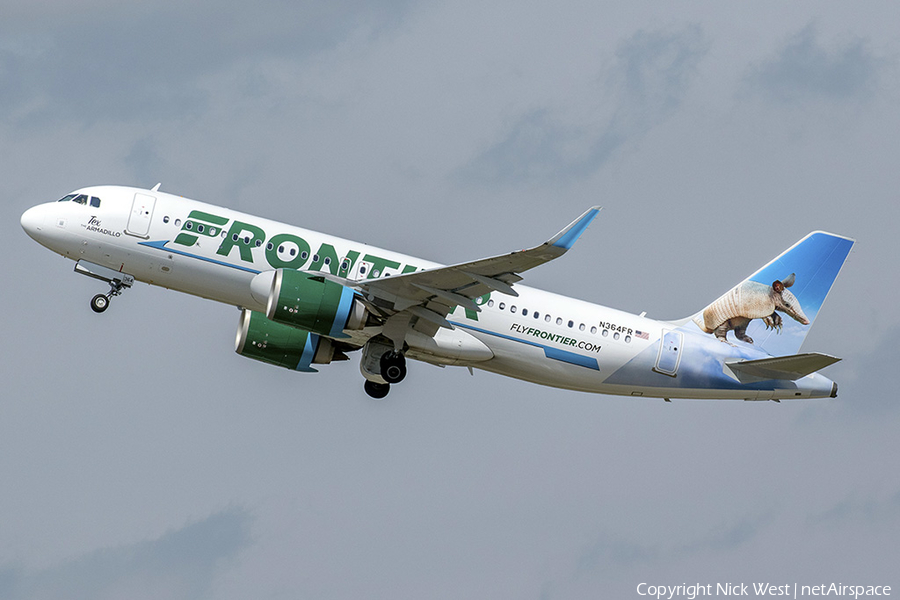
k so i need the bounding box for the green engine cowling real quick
[235,309,336,372]
[266,269,366,338]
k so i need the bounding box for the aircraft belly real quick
[466,330,607,393]
[102,239,261,309]
[154,259,259,308]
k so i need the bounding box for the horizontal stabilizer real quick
[725,353,841,383]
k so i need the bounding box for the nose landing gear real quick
[90,294,109,313]
[75,260,134,314]
[89,278,129,313]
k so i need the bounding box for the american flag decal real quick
[635,330,649,340]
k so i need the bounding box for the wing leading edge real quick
[357,206,601,336]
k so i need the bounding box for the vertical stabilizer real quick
[688,231,854,356]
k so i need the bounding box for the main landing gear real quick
[380,351,407,384]
[360,342,408,399]
[364,380,391,399]
[74,260,134,314]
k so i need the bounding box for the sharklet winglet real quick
[548,206,601,250]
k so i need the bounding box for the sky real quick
[2,1,899,598]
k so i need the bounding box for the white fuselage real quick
[21,185,838,400]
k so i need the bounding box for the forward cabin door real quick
[126,192,156,238]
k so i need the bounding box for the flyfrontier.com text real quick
[636,582,891,600]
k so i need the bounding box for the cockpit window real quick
[56,193,99,207]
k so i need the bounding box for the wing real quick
[351,206,601,342]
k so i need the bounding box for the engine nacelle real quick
[235,309,336,372]
[266,269,366,338]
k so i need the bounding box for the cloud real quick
[746,24,882,103]
[807,490,900,529]
[819,324,900,418]
[0,0,412,127]
[574,512,769,581]
[0,508,252,600]
[458,25,708,184]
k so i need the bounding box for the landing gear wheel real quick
[380,351,407,384]
[90,294,110,313]
[364,380,390,399]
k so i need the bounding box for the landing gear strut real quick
[75,260,134,315]
[360,341,409,399]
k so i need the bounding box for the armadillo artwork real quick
[693,273,810,344]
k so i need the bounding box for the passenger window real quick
[614,332,620,340]
[522,308,528,316]
[90,197,101,208]
[163,216,170,223]
[510,306,517,313]
[591,326,597,334]
[568,320,574,328]
[545,314,551,322]
[625,335,632,343]
[533,311,540,319]
[602,330,609,337]
[579,323,585,331]
[556,317,562,325]
[499,302,506,310]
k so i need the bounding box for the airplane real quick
[20,184,854,400]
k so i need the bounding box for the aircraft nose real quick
[21,205,45,237]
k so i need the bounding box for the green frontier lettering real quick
[448,293,491,321]
[174,210,230,247]
[310,243,340,275]
[266,233,311,269]
[218,220,266,262]
[363,254,400,278]
[173,213,415,277]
